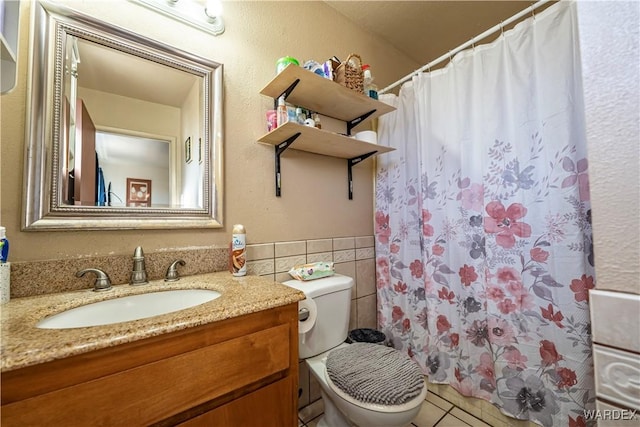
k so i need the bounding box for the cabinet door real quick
[179,377,296,427]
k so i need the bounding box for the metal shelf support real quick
[346,109,376,135]
[347,150,378,200]
[274,79,301,107]
[275,132,301,196]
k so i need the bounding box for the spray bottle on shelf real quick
[362,64,379,100]
[276,96,288,127]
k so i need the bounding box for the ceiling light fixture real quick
[131,0,225,36]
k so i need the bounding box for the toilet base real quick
[316,390,352,427]
[315,392,418,427]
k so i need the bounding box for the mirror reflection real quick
[94,131,171,208]
[23,1,223,230]
[63,36,202,209]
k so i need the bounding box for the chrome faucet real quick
[164,259,186,282]
[130,246,148,285]
[76,268,112,292]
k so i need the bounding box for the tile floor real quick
[298,391,493,427]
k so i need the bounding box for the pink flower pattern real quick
[422,209,434,237]
[375,211,391,244]
[459,264,478,286]
[375,137,595,426]
[460,183,484,211]
[484,201,532,248]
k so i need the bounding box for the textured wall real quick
[577,1,640,294]
[0,1,418,262]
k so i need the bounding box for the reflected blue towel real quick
[97,167,106,206]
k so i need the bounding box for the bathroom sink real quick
[36,289,221,329]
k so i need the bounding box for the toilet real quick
[283,274,427,427]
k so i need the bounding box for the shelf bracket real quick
[346,109,377,135]
[347,150,378,200]
[275,132,301,197]
[275,79,301,106]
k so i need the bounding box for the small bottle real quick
[276,96,288,127]
[296,107,306,125]
[287,104,298,123]
[362,64,379,100]
[266,109,277,131]
[313,112,322,129]
[304,110,315,127]
[230,224,246,277]
[0,226,8,263]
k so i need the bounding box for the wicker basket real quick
[334,54,364,93]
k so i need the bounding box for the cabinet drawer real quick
[179,376,296,427]
[2,323,290,426]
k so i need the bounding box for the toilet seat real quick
[325,368,427,413]
[325,343,426,410]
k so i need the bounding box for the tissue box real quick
[288,262,335,281]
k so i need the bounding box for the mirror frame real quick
[23,0,224,230]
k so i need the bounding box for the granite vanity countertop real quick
[0,272,305,372]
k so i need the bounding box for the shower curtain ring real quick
[500,21,505,37]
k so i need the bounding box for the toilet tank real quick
[283,274,354,358]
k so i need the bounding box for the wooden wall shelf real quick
[258,64,396,199]
[260,64,395,123]
[258,122,394,159]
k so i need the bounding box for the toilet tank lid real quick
[282,274,354,298]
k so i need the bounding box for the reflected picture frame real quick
[185,136,192,163]
[126,178,152,207]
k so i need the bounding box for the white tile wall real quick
[333,237,355,251]
[590,290,640,353]
[590,289,640,418]
[275,255,307,273]
[333,249,356,263]
[593,344,640,410]
[275,241,307,258]
[306,239,332,254]
[245,243,274,261]
[245,259,274,276]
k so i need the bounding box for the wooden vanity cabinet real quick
[1,303,299,426]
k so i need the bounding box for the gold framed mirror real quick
[23,0,223,230]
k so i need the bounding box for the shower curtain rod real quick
[379,0,552,94]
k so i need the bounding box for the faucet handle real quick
[76,268,112,292]
[165,259,186,282]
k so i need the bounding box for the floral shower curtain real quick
[374,2,595,426]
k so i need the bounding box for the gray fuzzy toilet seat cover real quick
[326,343,425,406]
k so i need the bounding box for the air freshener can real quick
[231,224,246,276]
